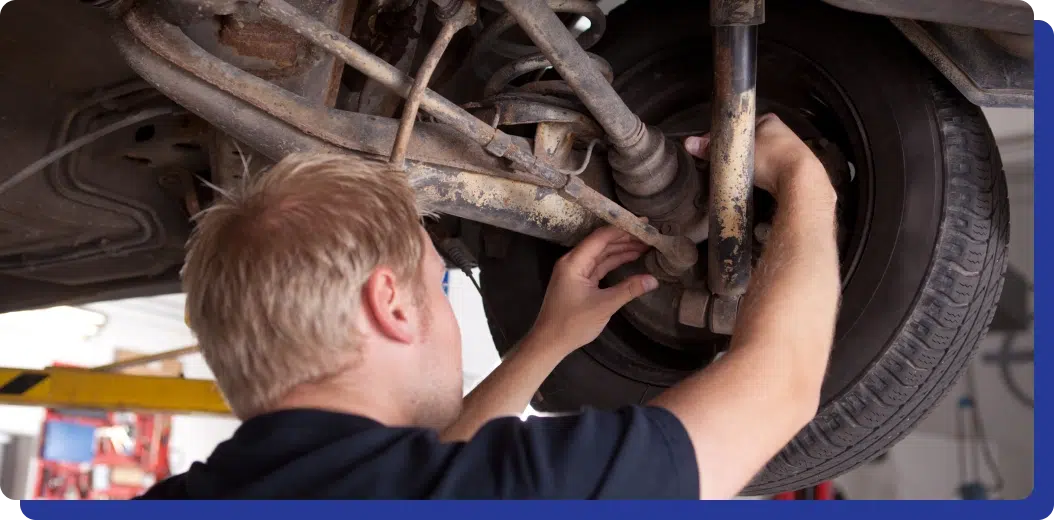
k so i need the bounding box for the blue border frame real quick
[16,19,1052,520]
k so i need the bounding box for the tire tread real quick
[748,79,1010,493]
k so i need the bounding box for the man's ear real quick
[362,267,415,345]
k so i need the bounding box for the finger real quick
[588,242,650,281]
[756,113,780,126]
[565,225,631,268]
[592,240,650,268]
[596,240,650,262]
[599,274,660,311]
[685,135,711,160]
[590,249,647,283]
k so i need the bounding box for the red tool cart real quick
[31,353,179,500]
[32,407,172,500]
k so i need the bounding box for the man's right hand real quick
[685,114,829,198]
[653,114,840,499]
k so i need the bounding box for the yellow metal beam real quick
[0,367,230,415]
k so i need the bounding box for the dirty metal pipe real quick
[563,177,698,272]
[391,1,477,170]
[123,9,520,180]
[135,0,696,272]
[495,0,704,256]
[708,0,762,299]
[254,0,549,178]
[494,0,639,147]
[250,0,697,272]
[412,164,598,245]
[117,25,597,245]
[116,26,341,158]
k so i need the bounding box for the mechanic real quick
[139,114,839,500]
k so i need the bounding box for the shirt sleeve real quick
[428,406,699,499]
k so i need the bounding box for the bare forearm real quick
[440,329,568,442]
[651,157,839,499]
[732,158,840,388]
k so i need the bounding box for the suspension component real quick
[494,0,707,253]
[390,0,478,170]
[708,0,764,311]
[230,0,698,271]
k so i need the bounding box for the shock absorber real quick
[707,0,764,334]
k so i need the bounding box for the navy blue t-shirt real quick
[139,406,698,499]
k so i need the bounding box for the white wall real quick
[0,294,241,493]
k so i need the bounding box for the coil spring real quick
[470,0,612,110]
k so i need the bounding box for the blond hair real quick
[182,153,427,418]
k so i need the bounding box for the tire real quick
[479,0,1009,493]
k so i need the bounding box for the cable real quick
[0,107,177,197]
[434,236,508,345]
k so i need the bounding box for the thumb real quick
[602,274,659,312]
[685,135,711,159]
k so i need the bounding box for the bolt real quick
[660,222,681,235]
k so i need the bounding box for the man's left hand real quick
[529,225,659,352]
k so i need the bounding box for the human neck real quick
[270,372,414,427]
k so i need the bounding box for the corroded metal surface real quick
[711,0,765,25]
[482,52,613,99]
[253,0,697,271]
[253,0,572,188]
[496,0,638,145]
[357,0,428,116]
[121,23,598,244]
[709,295,741,335]
[128,0,701,274]
[390,0,477,169]
[533,123,576,169]
[708,23,758,298]
[563,177,698,274]
[218,17,305,68]
[413,165,597,245]
[678,288,711,329]
[190,0,354,105]
[123,9,522,180]
[495,0,703,256]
